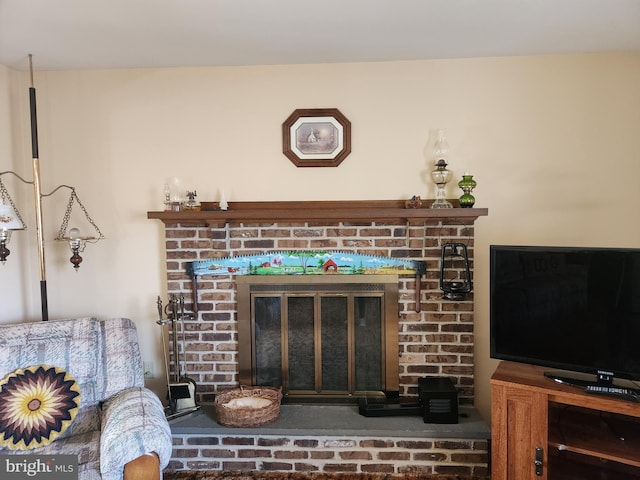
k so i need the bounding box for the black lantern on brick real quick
[439,242,472,300]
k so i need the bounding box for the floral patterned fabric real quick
[0,317,103,438]
[0,365,81,450]
[0,317,172,480]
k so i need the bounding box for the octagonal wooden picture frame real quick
[282,108,351,167]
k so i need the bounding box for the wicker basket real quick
[214,385,282,427]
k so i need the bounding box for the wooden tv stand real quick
[491,361,640,480]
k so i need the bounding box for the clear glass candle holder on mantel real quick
[429,129,453,209]
[430,160,453,208]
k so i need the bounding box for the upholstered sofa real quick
[0,317,173,480]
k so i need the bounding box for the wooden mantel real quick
[147,199,488,225]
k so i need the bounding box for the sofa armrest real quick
[100,387,172,480]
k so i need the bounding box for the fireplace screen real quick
[237,275,399,402]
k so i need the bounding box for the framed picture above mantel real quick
[282,108,351,167]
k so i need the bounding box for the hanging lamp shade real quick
[0,203,25,263]
[0,204,24,230]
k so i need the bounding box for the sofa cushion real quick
[100,317,145,398]
[0,365,81,450]
[0,318,105,440]
[0,317,102,404]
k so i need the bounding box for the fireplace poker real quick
[155,296,175,413]
[171,294,198,413]
[156,294,199,418]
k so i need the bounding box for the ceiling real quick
[1,0,639,71]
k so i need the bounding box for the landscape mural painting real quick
[187,251,421,277]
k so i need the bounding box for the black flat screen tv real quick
[490,245,640,397]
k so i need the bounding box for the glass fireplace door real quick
[237,275,399,403]
[252,291,385,400]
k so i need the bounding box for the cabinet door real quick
[492,383,548,480]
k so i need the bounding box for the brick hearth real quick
[167,404,489,476]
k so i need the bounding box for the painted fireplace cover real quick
[187,251,421,277]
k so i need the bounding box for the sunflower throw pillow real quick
[0,365,81,450]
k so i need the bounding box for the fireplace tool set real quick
[156,294,200,419]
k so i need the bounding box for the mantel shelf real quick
[147,200,488,225]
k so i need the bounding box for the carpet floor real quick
[163,472,490,480]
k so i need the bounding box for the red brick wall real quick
[162,219,476,405]
[168,434,489,476]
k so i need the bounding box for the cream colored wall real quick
[1,65,36,321]
[2,53,639,419]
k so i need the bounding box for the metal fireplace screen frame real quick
[237,275,399,403]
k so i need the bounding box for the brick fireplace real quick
[149,200,490,476]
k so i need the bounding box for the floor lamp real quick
[0,55,103,321]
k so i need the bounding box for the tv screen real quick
[490,245,640,384]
